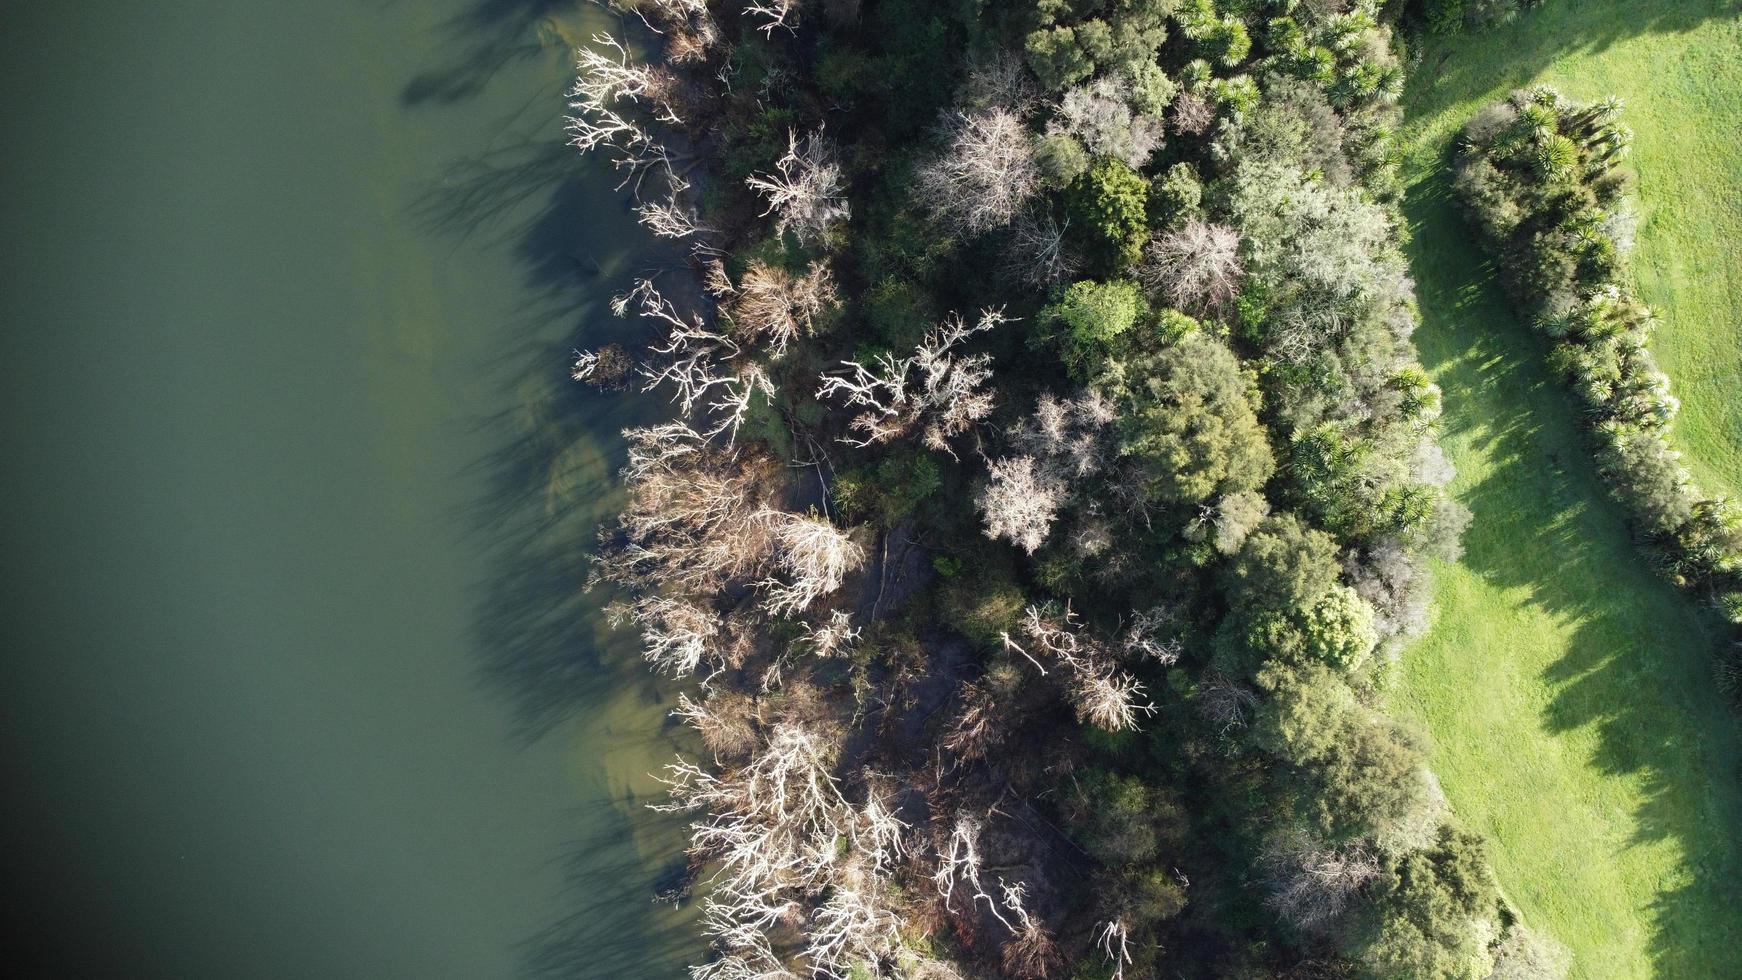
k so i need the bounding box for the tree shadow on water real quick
[400,3,704,975]
[517,797,703,980]
[400,0,576,107]
[1403,144,1742,976]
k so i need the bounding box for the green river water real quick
[0,1,698,976]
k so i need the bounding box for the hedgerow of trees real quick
[564,1,1570,977]
[1453,87,1742,709]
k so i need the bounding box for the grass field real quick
[1394,3,1742,977]
[1405,0,1742,493]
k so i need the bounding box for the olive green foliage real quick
[1258,661,1428,843]
[1359,826,1498,980]
[1065,157,1150,273]
[1023,0,1179,91]
[1066,769,1190,977]
[1224,514,1341,612]
[1106,331,1274,506]
[1148,162,1202,228]
[1217,514,1382,676]
[938,552,1026,648]
[833,450,942,526]
[1036,133,1092,188]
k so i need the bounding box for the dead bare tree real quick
[817,308,1006,455]
[915,108,1040,235]
[1005,209,1079,288]
[611,594,723,677]
[608,278,773,443]
[743,0,802,36]
[1001,604,1157,732]
[1170,91,1215,135]
[978,392,1115,552]
[726,260,838,357]
[566,33,683,193]
[754,509,866,617]
[977,455,1066,554]
[595,423,770,595]
[1141,221,1244,315]
[634,178,719,247]
[746,129,849,245]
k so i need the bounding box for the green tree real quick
[1357,826,1499,980]
[1223,513,1339,611]
[1257,661,1429,842]
[1043,278,1147,373]
[1106,331,1274,505]
[1066,156,1150,273]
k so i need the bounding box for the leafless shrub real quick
[675,691,759,758]
[997,880,1062,979]
[1097,919,1134,980]
[933,815,990,912]
[1170,91,1216,135]
[727,260,838,357]
[632,0,719,62]
[1260,828,1380,933]
[1002,605,1157,732]
[941,683,1005,763]
[743,0,801,35]
[754,509,866,617]
[1005,209,1080,288]
[1195,671,1258,735]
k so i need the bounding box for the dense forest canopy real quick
[567,1,1572,977]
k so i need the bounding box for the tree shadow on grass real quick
[1403,142,1742,976]
[1408,0,1742,116]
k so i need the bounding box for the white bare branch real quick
[915,108,1040,235]
[746,129,850,245]
[1141,221,1244,315]
[743,0,801,36]
[1098,919,1134,980]
[818,308,1005,455]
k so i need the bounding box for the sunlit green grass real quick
[1404,0,1742,493]
[1393,3,1742,977]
